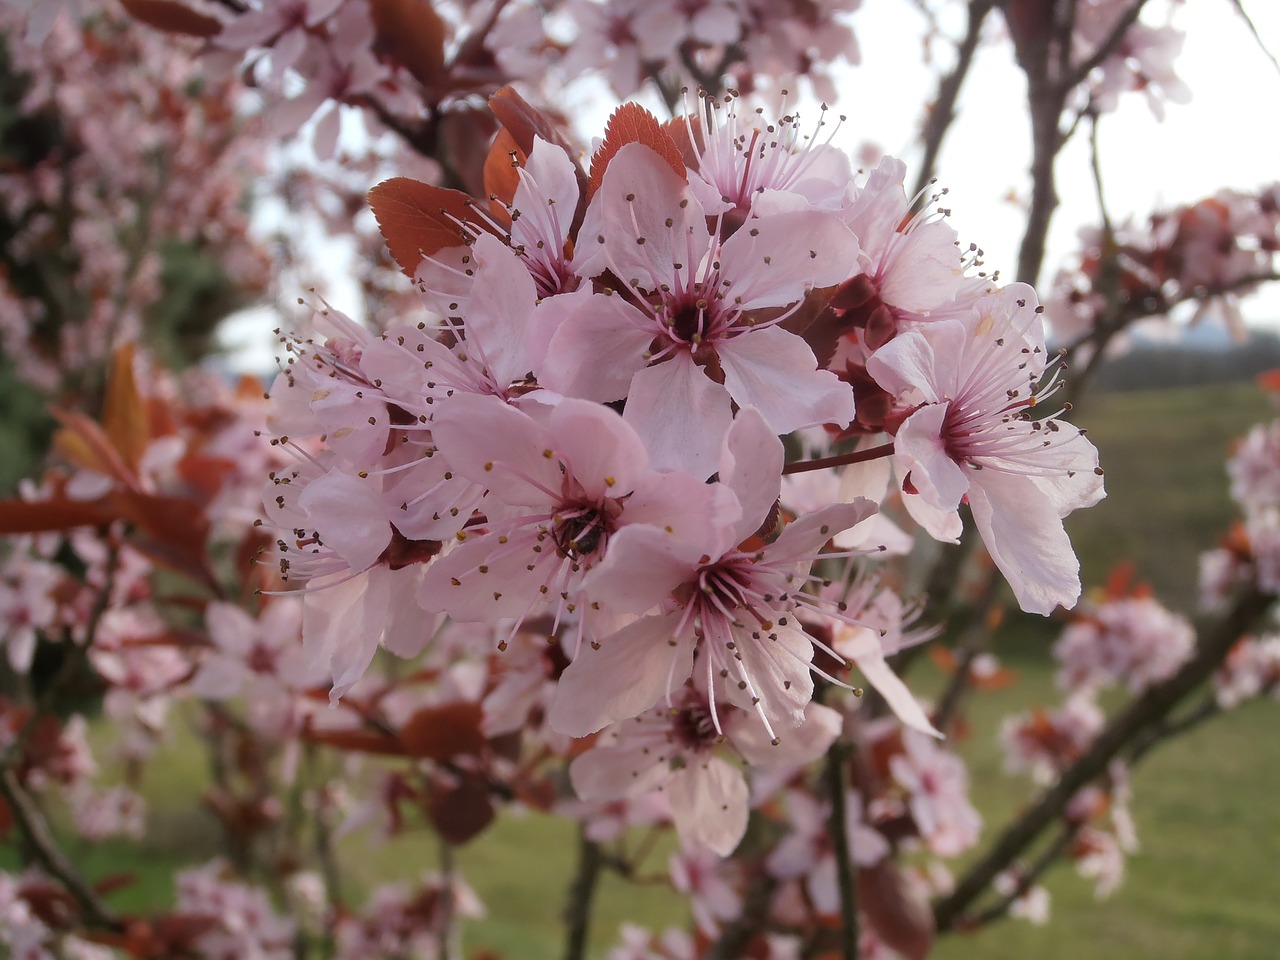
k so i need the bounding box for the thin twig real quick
[0,768,123,931]
[933,585,1273,931]
[825,742,859,960]
[782,441,895,476]
[911,0,995,200]
[1066,0,1154,87]
[562,825,603,960]
[967,821,1080,928]
[1229,0,1280,79]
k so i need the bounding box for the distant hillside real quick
[1089,330,1280,392]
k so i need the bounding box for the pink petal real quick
[718,408,784,546]
[968,470,1083,616]
[569,742,671,801]
[718,326,855,435]
[623,354,733,478]
[539,294,654,401]
[550,399,649,500]
[297,473,391,572]
[549,610,695,736]
[717,211,858,310]
[669,757,750,856]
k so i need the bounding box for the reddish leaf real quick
[587,102,687,200]
[302,726,407,757]
[93,873,137,896]
[367,178,478,277]
[100,344,151,472]
[399,701,485,760]
[117,0,222,37]
[369,0,448,94]
[52,409,139,489]
[859,860,935,960]
[426,769,495,844]
[0,494,117,535]
[482,127,526,225]
[488,86,589,230]
[1257,367,1280,393]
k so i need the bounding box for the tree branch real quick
[0,768,123,931]
[825,742,859,960]
[912,0,996,200]
[561,825,603,960]
[933,585,1273,931]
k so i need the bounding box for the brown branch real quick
[0,769,123,931]
[561,825,603,960]
[782,441,895,476]
[1066,0,1154,88]
[825,742,859,960]
[912,0,996,200]
[933,584,1273,931]
[1229,0,1280,79]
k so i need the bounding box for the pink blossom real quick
[889,730,982,857]
[419,393,731,647]
[866,283,1105,614]
[541,142,857,475]
[1053,595,1194,695]
[569,689,840,855]
[552,411,876,739]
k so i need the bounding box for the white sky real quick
[218,0,1280,369]
[833,0,1280,322]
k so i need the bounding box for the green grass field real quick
[4,382,1278,957]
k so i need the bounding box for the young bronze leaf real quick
[369,0,448,94]
[588,102,687,200]
[488,86,589,231]
[399,701,486,760]
[482,127,526,225]
[117,0,222,37]
[0,495,117,535]
[367,178,478,277]
[101,344,150,473]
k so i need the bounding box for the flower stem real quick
[782,441,895,476]
[562,825,603,960]
[826,740,859,960]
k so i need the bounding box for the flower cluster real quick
[253,90,1102,860]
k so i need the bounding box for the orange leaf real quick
[101,344,150,473]
[488,87,589,230]
[52,409,139,489]
[367,178,479,277]
[117,0,222,37]
[859,860,935,960]
[398,701,485,760]
[482,127,526,225]
[0,494,117,535]
[303,726,407,757]
[587,102,687,200]
[426,768,494,844]
[369,0,448,94]
[1258,368,1280,393]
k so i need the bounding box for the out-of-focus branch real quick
[967,821,1080,928]
[561,825,603,960]
[1229,0,1280,78]
[1125,695,1221,766]
[912,0,996,200]
[0,768,124,931]
[934,584,1273,931]
[1066,0,1152,87]
[825,742,859,960]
